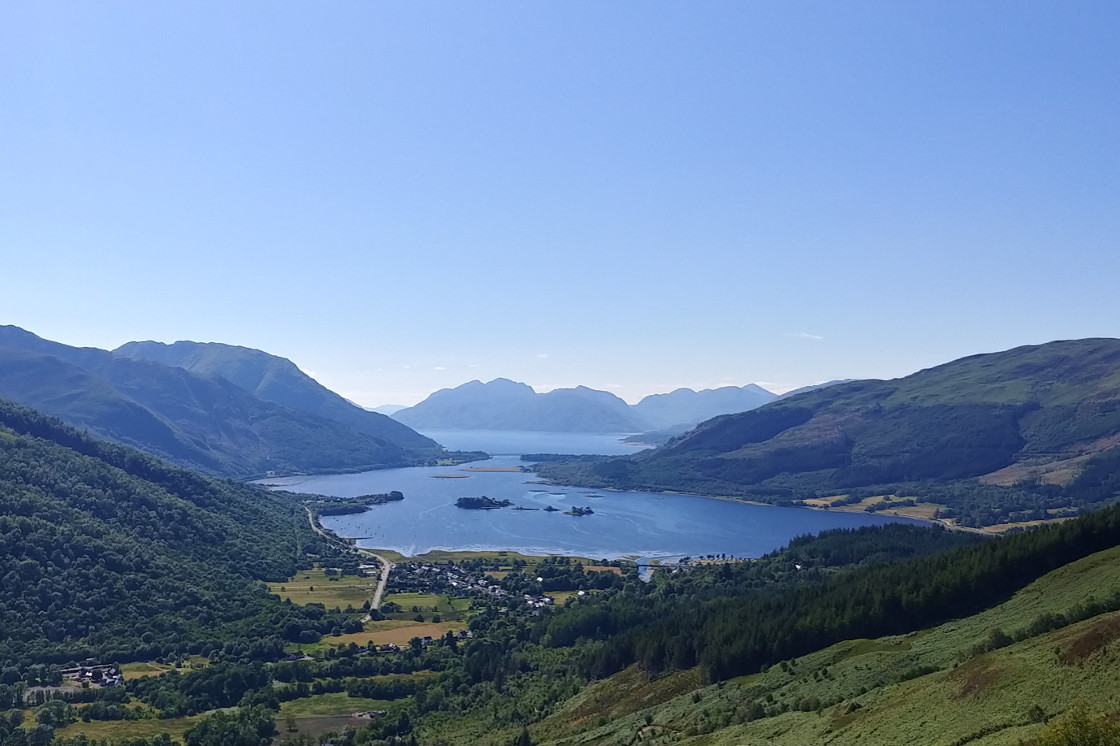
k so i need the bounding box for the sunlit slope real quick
[546,339,1120,508]
[537,543,1120,746]
[0,325,434,477]
[115,339,437,449]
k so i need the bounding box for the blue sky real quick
[2,2,1117,406]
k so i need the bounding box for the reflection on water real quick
[260,431,924,561]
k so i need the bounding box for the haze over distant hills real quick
[0,326,442,478]
[392,379,785,433]
[392,378,650,433]
[115,339,435,449]
[632,384,777,430]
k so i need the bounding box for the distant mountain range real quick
[631,384,777,429]
[0,326,441,478]
[392,379,648,432]
[535,339,1120,526]
[368,404,407,416]
[391,379,785,433]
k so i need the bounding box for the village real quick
[373,560,559,612]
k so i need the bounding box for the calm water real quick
[259,430,925,562]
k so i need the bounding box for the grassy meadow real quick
[56,714,207,742]
[268,566,377,610]
[119,657,211,681]
[518,544,1120,746]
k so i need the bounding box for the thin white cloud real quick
[756,381,803,395]
[433,366,447,371]
[536,353,549,359]
[794,331,824,341]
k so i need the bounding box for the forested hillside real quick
[0,400,356,667]
[551,502,1120,683]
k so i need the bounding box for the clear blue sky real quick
[2,2,1117,406]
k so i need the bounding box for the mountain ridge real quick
[392,378,650,432]
[393,379,781,433]
[534,338,1120,527]
[0,326,443,478]
[114,339,436,449]
[632,384,777,430]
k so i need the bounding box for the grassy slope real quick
[534,544,1120,746]
[535,339,1120,526]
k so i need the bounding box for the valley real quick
[6,5,1117,745]
[1,336,1120,746]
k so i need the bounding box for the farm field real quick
[278,692,394,719]
[290,619,468,654]
[381,592,472,621]
[269,566,377,609]
[120,657,210,681]
[56,714,205,742]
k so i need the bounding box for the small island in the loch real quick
[543,504,559,512]
[305,491,404,517]
[564,506,594,516]
[455,496,513,510]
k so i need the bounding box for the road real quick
[363,551,394,619]
[303,506,394,618]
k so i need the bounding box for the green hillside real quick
[114,340,437,450]
[0,326,446,478]
[0,399,357,666]
[536,339,1120,526]
[534,542,1120,746]
[4,401,1120,746]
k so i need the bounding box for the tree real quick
[26,725,53,746]
[1035,701,1120,746]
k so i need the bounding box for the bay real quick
[259,430,925,563]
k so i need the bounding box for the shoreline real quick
[349,547,610,565]
[529,478,1059,535]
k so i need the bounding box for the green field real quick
[278,692,395,719]
[269,566,377,610]
[381,592,472,621]
[120,656,210,681]
[290,618,468,654]
[56,714,206,742]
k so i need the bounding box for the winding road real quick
[303,506,394,617]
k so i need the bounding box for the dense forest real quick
[545,503,1120,682]
[0,400,359,668]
